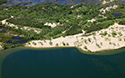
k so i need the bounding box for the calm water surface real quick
[1,0,125,77]
[1,47,125,78]
[3,0,98,6]
[3,0,124,6]
[112,13,122,17]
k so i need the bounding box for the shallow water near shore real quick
[0,47,125,78]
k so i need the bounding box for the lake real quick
[0,47,125,78]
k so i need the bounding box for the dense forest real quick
[0,0,7,5]
[0,1,125,40]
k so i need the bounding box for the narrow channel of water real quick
[3,0,99,6]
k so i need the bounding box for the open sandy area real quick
[25,23,125,52]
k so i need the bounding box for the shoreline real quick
[25,23,125,52]
[1,45,125,56]
[25,45,125,53]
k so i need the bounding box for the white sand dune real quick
[26,23,125,52]
[88,19,96,22]
[1,19,41,34]
[102,0,114,4]
[44,22,60,28]
[100,5,118,14]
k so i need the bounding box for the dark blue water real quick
[6,36,31,44]
[3,0,98,6]
[6,39,30,44]
[0,28,7,33]
[13,39,31,44]
[2,48,125,78]
[6,39,31,44]
[2,0,125,6]
[12,36,23,40]
[112,13,122,17]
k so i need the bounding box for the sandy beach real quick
[0,46,2,49]
[25,23,125,52]
[0,42,3,49]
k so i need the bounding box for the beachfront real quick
[25,23,125,52]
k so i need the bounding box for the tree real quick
[93,36,96,40]
[84,39,87,43]
[84,46,87,50]
[118,19,125,25]
[28,42,31,45]
[62,42,65,46]
[96,43,100,48]
[66,42,69,46]
[56,43,58,46]
[108,34,111,37]
[112,31,117,37]
[32,42,37,45]
[118,38,122,41]
[0,0,7,5]
[2,45,7,50]
[118,32,122,36]
[99,31,107,36]
[10,44,16,48]
[100,42,103,45]
[49,41,52,45]
[109,42,112,45]
[88,38,91,42]
[40,42,43,45]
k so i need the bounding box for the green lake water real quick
[0,47,125,78]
